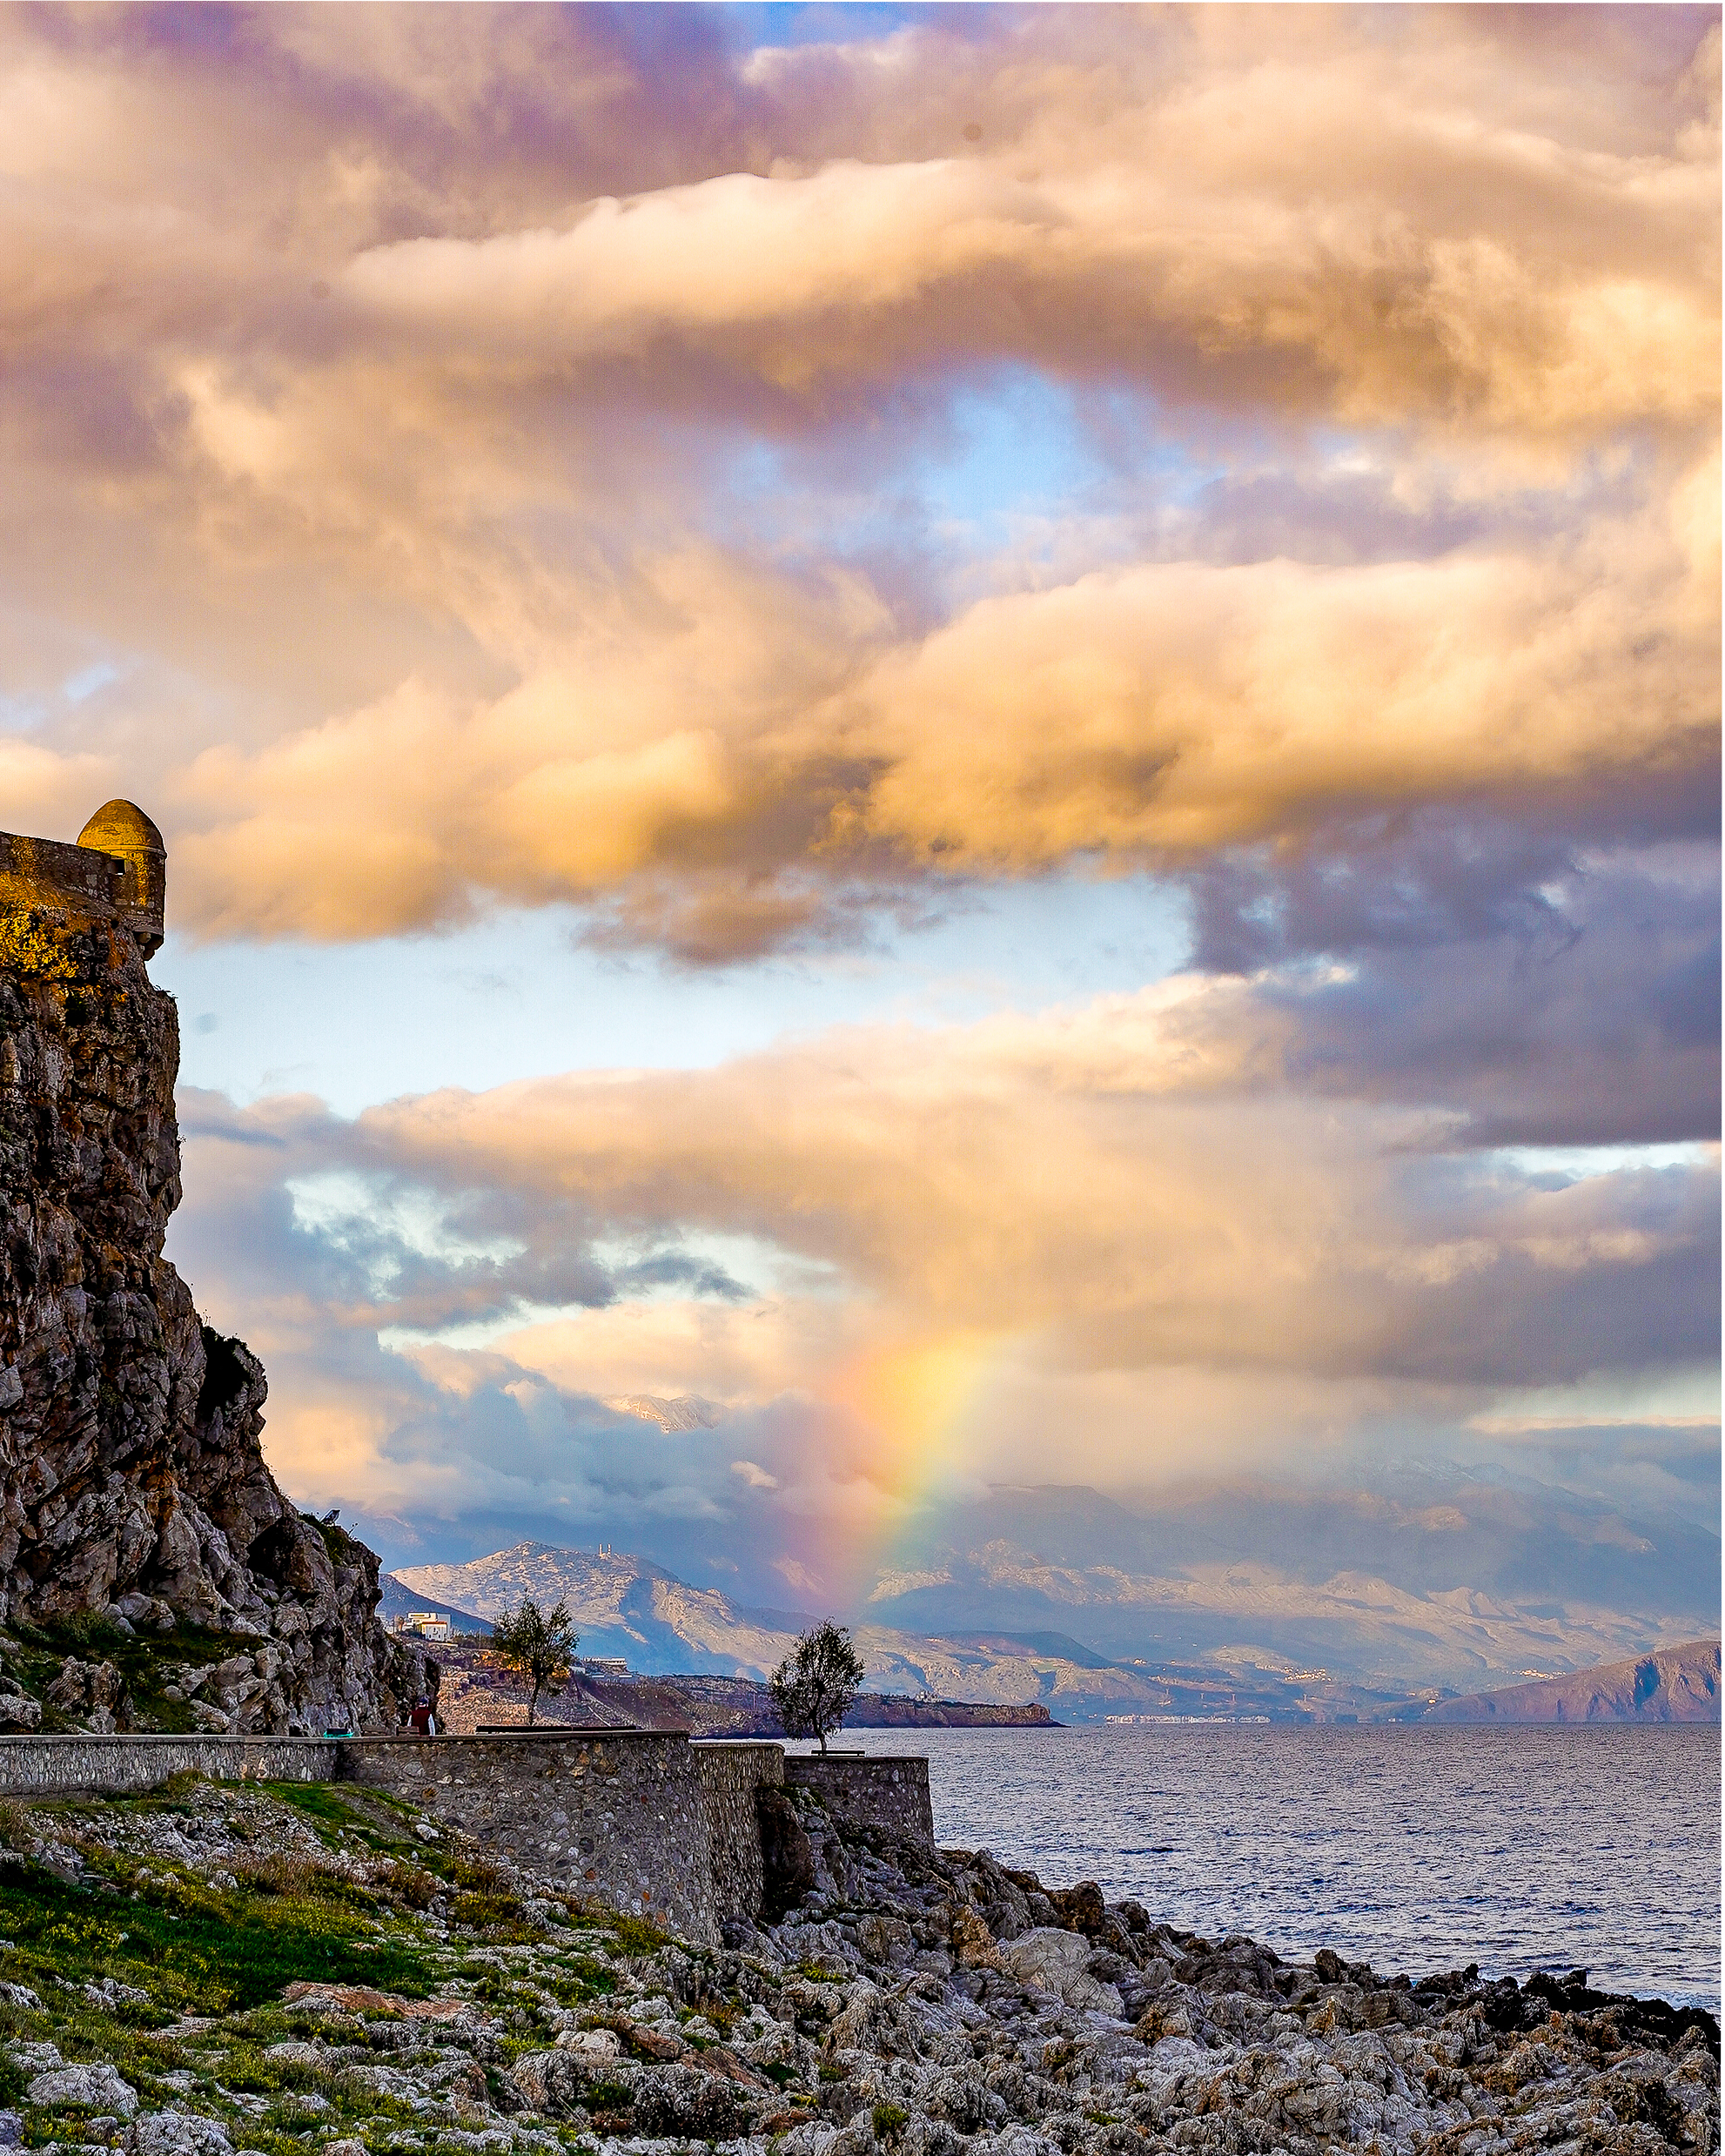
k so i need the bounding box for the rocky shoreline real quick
[0,1767,1712,2156]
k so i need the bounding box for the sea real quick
[811,1723,1722,2012]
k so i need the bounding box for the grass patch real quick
[601,1910,671,1958]
[538,1961,616,2005]
[0,1850,438,2015]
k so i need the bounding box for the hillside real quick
[1426,1639,1720,1723]
[386,1540,1452,1723]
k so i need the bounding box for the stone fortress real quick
[0,803,931,1941]
[0,798,167,956]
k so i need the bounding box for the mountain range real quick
[390,1528,1719,1723]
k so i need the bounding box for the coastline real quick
[833,1722,1723,2014]
[0,1765,1712,2156]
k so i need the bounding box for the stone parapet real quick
[787,1751,935,1846]
[695,1741,786,1928]
[0,1733,337,1790]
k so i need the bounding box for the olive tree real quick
[769,1621,866,1754]
[489,1596,578,1727]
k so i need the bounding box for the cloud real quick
[166,973,1718,1560]
[0,6,1710,952]
[4,6,1714,1621]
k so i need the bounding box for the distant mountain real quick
[391,1540,1299,1709]
[377,1574,492,1635]
[392,1542,802,1676]
[392,1537,1718,1723]
[863,1479,1719,1687]
[1426,1640,1720,1723]
[603,1395,724,1432]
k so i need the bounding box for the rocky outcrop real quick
[0,1773,1711,2156]
[0,826,430,1733]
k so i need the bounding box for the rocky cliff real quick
[0,811,431,1734]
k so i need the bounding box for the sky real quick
[2,3,1718,1627]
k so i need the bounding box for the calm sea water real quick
[811,1724,1722,2011]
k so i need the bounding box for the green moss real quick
[540,1959,616,2003]
[602,1910,672,1958]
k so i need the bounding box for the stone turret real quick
[77,800,167,956]
[0,798,167,957]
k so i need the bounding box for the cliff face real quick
[0,883,429,1734]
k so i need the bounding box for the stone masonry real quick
[786,1750,935,1844]
[0,1729,933,1944]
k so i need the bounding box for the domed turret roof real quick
[77,800,164,856]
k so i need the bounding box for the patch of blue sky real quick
[62,659,118,703]
[708,365,1218,585]
[285,1169,525,1280]
[1469,1364,1722,1432]
[158,870,1190,1117]
[721,3,989,54]
[920,370,1104,545]
[1488,1142,1718,1185]
[0,694,45,732]
[585,1226,844,1305]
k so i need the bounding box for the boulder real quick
[997,1929,1124,2015]
[629,2062,749,2139]
[29,2063,138,2117]
[128,2115,234,2156]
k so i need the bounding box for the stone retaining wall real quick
[787,1752,935,1846]
[0,1730,930,1936]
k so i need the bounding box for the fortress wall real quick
[695,1741,785,1927]
[0,823,164,952]
[787,1752,935,1847]
[337,1730,724,1943]
[0,831,128,919]
[0,1733,337,1791]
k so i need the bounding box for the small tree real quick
[769,1620,866,1755]
[490,1596,577,1727]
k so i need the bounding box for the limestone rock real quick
[129,2117,235,2156]
[997,1928,1124,2014]
[759,1783,818,1916]
[0,900,430,1732]
[28,2062,138,2116]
